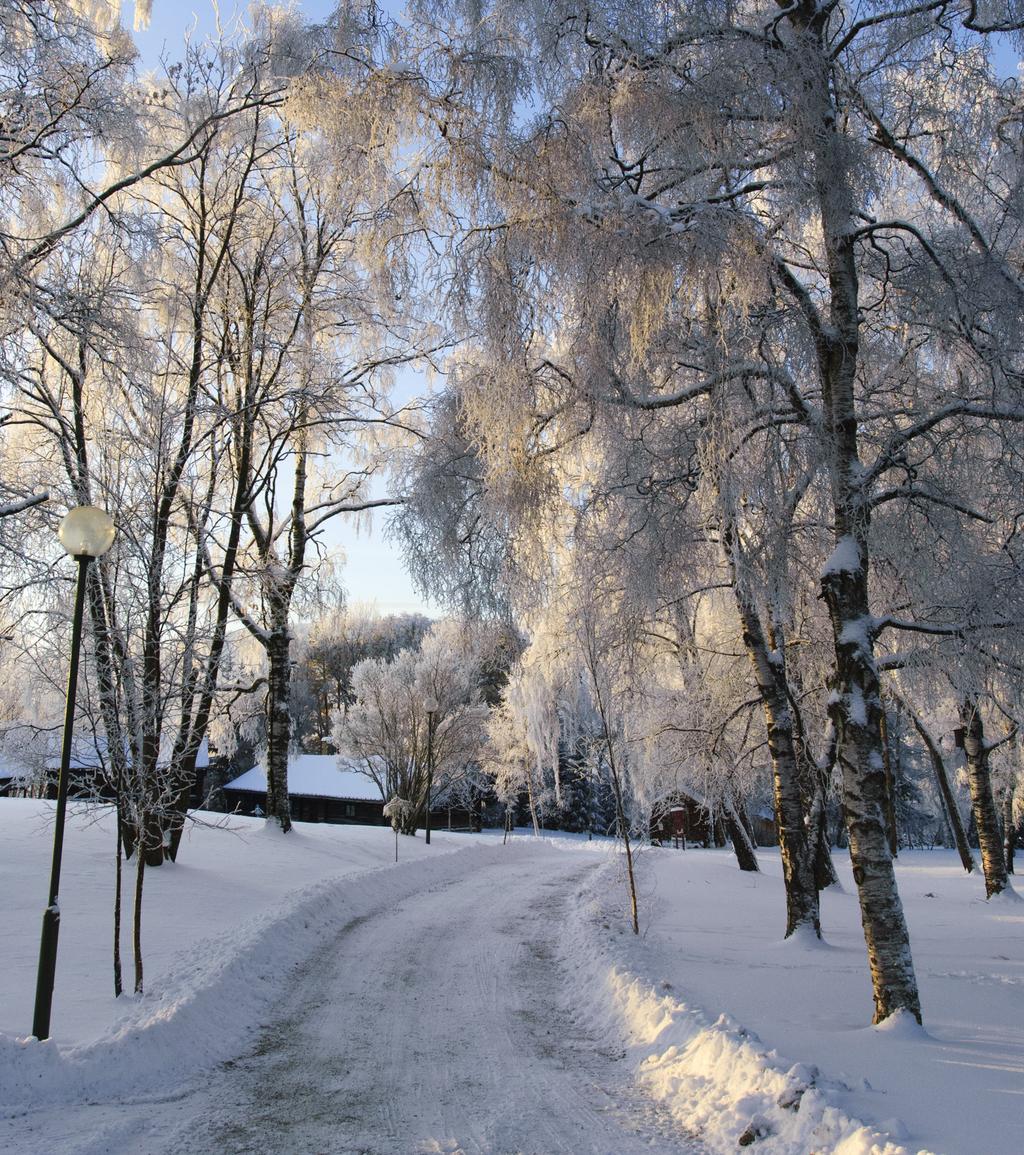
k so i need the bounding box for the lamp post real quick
[32,505,115,1041]
[424,696,438,845]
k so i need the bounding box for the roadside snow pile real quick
[563,857,929,1155]
[609,969,916,1155]
[3,873,356,1107]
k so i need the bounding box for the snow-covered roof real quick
[651,785,711,811]
[45,735,209,771]
[224,754,383,802]
[0,755,28,783]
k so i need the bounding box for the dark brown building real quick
[650,794,716,848]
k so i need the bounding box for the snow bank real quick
[563,859,933,1155]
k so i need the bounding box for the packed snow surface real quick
[0,799,1020,1154]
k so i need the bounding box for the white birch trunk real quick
[960,698,1008,898]
[793,12,921,1022]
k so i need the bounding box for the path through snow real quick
[7,845,700,1155]
[173,849,696,1154]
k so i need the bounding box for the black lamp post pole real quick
[425,708,435,846]
[33,554,91,1041]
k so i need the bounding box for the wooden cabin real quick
[224,755,388,825]
[651,792,778,849]
[650,794,716,848]
[223,754,478,831]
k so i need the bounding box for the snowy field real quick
[0,799,1020,1154]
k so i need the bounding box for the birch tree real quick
[205,72,434,831]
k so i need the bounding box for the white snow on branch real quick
[846,686,868,728]
[132,0,152,31]
[821,536,861,578]
[0,491,48,519]
[838,616,875,652]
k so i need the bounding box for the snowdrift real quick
[564,858,930,1154]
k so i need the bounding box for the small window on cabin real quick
[344,803,356,817]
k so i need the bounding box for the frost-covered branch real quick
[0,491,49,519]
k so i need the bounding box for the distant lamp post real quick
[423,696,439,845]
[32,505,115,1041]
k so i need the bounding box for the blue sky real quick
[129,1,1022,75]
[131,2,338,67]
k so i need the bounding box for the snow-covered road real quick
[5,844,699,1155]
[171,847,695,1154]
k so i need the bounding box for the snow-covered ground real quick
[570,846,1023,1155]
[0,799,1020,1154]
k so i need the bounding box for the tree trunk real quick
[164,772,193,864]
[723,798,760,874]
[812,812,838,890]
[793,710,839,891]
[525,767,541,835]
[737,800,758,848]
[804,724,840,889]
[164,538,208,861]
[722,534,818,932]
[1003,785,1016,876]
[609,769,640,935]
[960,698,1008,898]
[879,705,899,856]
[133,845,145,996]
[798,12,920,1024]
[822,562,921,1022]
[245,422,313,835]
[901,698,975,874]
[761,689,817,922]
[113,820,123,998]
[265,629,293,832]
[166,429,251,861]
[85,566,133,803]
[584,635,640,935]
[142,806,165,868]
